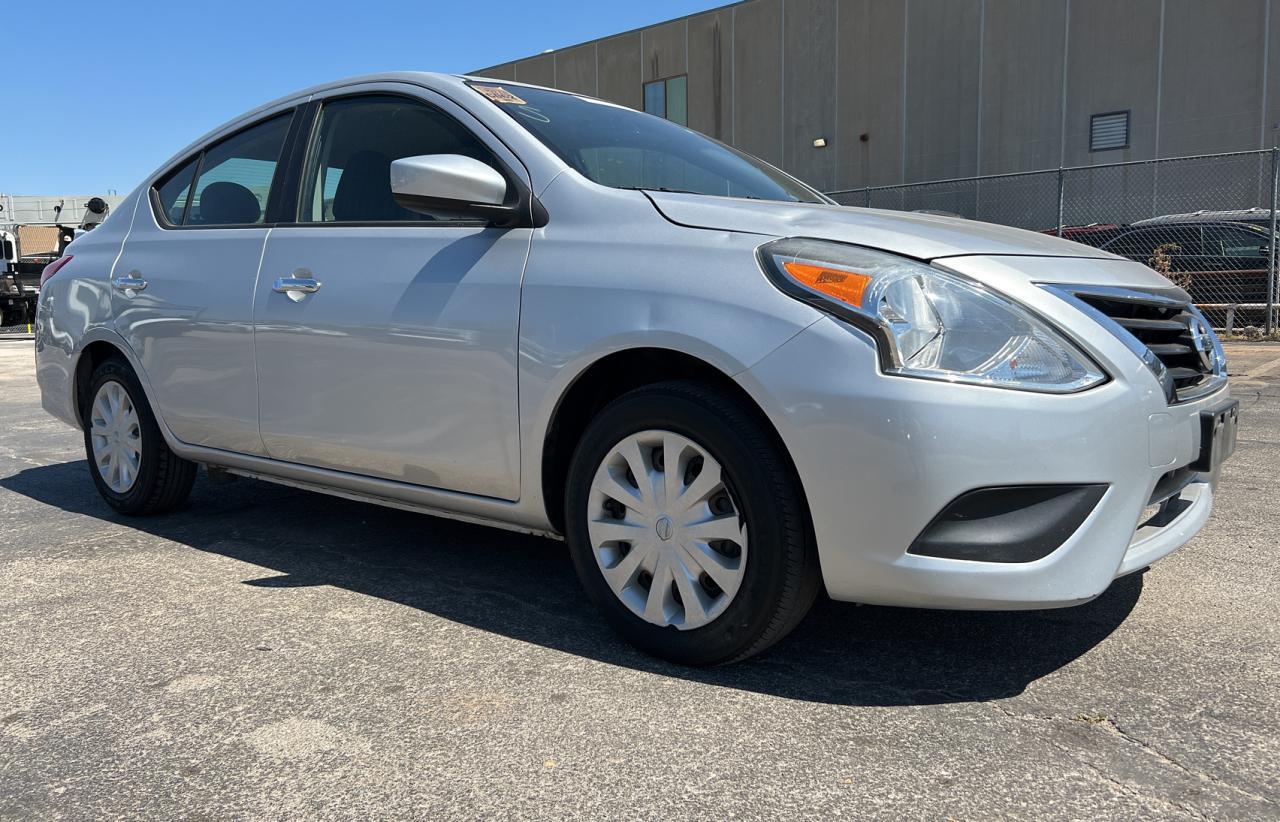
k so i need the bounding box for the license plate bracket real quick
[1191,399,1239,475]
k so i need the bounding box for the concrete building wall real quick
[1059,0,1162,168]
[782,0,839,191]
[513,52,556,89]
[834,0,906,189]
[687,8,734,141]
[979,0,1067,175]
[553,43,598,96]
[1159,0,1268,158]
[903,0,982,183]
[1270,0,1280,151]
[476,0,1280,192]
[642,18,689,83]
[732,0,785,165]
[598,32,643,110]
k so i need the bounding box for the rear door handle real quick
[273,269,322,302]
[112,271,148,292]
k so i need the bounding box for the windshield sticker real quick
[474,85,527,105]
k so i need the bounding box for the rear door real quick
[113,109,300,455]
[252,85,530,500]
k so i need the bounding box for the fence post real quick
[864,189,872,208]
[1269,146,1279,335]
[1055,167,1066,237]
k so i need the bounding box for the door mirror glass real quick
[390,154,514,223]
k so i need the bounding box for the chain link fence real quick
[828,149,1280,332]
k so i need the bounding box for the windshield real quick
[470,82,829,205]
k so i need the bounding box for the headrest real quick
[198,181,261,225]
[333,151,407,222]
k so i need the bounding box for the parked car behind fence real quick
[1095,221,1275,328]
[829,149,1280,332]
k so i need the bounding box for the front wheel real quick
[83,357,197,515]
[565,381,820,666]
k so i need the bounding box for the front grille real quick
[1075,294,1212,395]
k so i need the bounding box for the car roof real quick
[144,72,600,189]
[243,72,586,121]
[1132,208,1276,225]
[1118,220,1268,232]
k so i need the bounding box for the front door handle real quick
[273,270,322,302]
[112,271,148,293]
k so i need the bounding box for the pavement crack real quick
[1073,756,1210,821]
[987,700,1276,813]
[1100,716,1277,807]
[988,701,1209,820]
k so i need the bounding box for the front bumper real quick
[737,311,1230,611]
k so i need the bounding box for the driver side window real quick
[299,95,501,223]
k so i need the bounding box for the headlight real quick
[759,238,1107,393]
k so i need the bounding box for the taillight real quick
[39,255,73,289]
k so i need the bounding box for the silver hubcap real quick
[90,380,142,494]
[587,430,748,630]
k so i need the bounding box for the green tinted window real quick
[643,81,665,118]
[153,157,198,225]
[187,114,292,226]
[666,76,687,126]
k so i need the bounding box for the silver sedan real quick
[35,73,1236,664]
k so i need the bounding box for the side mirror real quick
[390,154,519,225]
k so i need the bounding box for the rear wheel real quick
[83,357,197,515]
[565,381,820,666]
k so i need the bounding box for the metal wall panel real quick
[1062,0,1162,166]
[733,0,785,165]
[475,0,1277,189]
[1270,0,1280,150]
[783,0,839,191]
[979,0,1066,175]
[1159,0,1268,158]
[687,9,734,140]
[834,0,906,189]
[903,0,982,184]
[642,19,688,82]
[514,53,556,88]
[554,43,599,96]
[478,63,516,81]
[597,32,643,109]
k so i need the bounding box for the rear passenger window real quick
[186,113,292,226]
[1203,226,1269,258]
[154,158,198,225]
[1107,229,1198,258]
[299,95,501,223]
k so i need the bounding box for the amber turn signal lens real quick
[782,261,872,308]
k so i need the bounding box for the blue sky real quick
[1,1,724,195]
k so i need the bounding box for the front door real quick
[113,110,297,455]
[253,90,529,500]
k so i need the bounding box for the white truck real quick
[1,198,111,327]
[0,228,29,328]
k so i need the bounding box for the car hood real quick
[646,192,1120,262]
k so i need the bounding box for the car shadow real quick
[1,461,1143,707]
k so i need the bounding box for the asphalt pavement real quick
[1,339,1277,820]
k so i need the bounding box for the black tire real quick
[565,380,820,666]
[82,356,197,515]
